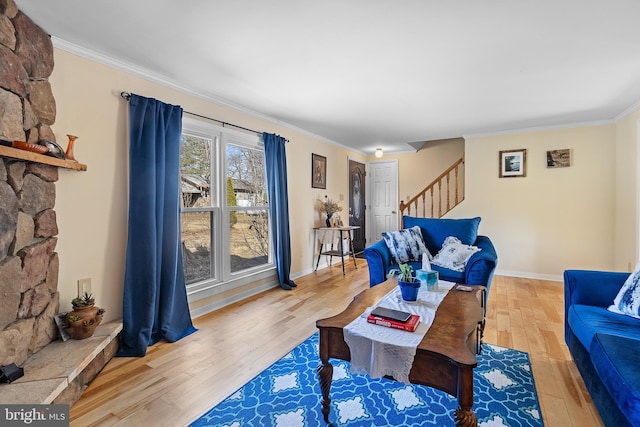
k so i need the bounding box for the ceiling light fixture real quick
[375,148,383,158]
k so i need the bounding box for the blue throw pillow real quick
[610,262,640,319]
[403,216,481,255]
[382,226,430,264]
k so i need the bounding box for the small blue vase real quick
[325,215,331,227]
[398,279,421,301]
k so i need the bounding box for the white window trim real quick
[181,116,275,299]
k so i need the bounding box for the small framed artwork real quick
[547,149,571,168]
[312,153,327,189]
[499,149,527,178]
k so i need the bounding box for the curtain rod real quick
[120,91,288,142]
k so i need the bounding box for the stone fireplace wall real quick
[0,0,56,143]
[0,161,59,366]
[0,0,61,366]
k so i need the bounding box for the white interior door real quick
[366,160,399,244]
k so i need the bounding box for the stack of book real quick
[366,307,420,332]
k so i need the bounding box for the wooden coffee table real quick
[316,278,485,427]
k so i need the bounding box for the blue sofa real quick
[564,270,640,427]
[363,216,498,296]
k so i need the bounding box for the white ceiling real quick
[15,0,640,155]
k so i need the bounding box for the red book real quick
[366,313,420,332]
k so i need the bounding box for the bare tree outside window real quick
[180,131,271,286]
[180,134,213,284]
[227,144,269,272]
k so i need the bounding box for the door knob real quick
[391,211,397,214]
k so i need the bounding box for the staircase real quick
[399,156,465,221]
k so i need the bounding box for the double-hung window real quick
[180,117,272,290]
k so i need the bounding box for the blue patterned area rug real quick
[191,333,544,427]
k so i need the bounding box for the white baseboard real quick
[495,269,563,282]
[294,256,353,279]
[190,257,351,318]
[292,268,314,280]
[189,281,278,319]
[190,264,561,319]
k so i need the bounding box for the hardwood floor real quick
[70,260,604,426]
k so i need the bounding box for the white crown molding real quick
[50,37,367,155]
[614,98,640,122]
[495,269,563,282]
[463,118,615,139]
[50,37,640,153]
[464,99,640,139]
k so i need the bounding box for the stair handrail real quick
[399,156,465,221]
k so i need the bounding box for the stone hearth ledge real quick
[0,321,122,405]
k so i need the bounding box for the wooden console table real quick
[313,226,359,275]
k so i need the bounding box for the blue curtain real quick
[263,133,297,290]
[118,93,197,357]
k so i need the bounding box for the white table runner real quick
[343,281,455,384]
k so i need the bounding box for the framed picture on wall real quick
[547,149,571,168]
[312,153,327,189]
[499,149,527,178]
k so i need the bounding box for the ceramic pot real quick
[398,279,421,301]
[65,305,103,340]
[71,305,99,324]
[66,314,103,340]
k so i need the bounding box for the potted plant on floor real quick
[387,263,421,301]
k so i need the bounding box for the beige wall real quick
[395,139,465,207]
[615,109,640,271]
[48,46,640,318]
[455,125,618,280]
[50,49,361,321]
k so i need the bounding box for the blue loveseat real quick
[564,270,640,427]
[363,216,498,296]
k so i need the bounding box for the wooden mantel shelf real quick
[0,145,87,171]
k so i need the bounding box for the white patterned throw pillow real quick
[382,226,430,264]
[431,236,481,272]
[609,262,640,319]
